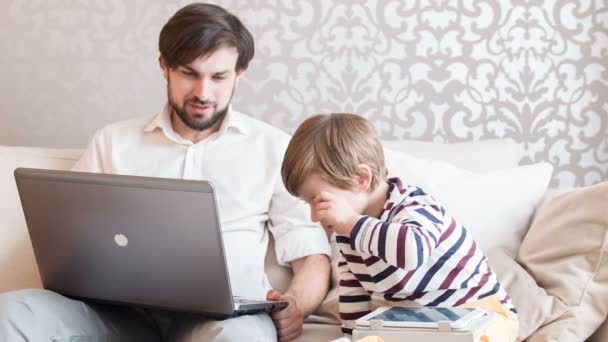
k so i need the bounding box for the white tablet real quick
[355,306,488,330]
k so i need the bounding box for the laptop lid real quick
[14,167,240,315]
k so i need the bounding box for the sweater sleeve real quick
[348,202,447,270]
[337,251,372,335]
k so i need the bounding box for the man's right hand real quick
[267,289,304,342]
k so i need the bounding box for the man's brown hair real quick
[282,113,388,197]
[159,3,254,70]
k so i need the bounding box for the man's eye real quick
[213,75,227,81]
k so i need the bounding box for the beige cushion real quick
[0,146,82,293]
[486,248,567,341]
[295,322,342,342]
[518,182,608,341]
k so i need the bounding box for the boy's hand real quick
[311,191,362,236]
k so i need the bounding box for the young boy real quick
[281,113,518,341]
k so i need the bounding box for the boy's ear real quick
[355,164,373,191]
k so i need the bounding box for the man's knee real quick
[0,289,63,317]
[0,289,68,339]
[0,289,161,342]
[178,313,277,342]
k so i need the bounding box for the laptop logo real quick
[114,234,128,247]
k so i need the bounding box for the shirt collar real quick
[143,102,173,134]
[218,105,250,136]
[386,177,407,203]
[143,102,250,140]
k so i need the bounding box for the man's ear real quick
[355,164,373,191]
[234,68,244,87]
[159,56,169,80]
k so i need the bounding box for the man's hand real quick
[311,191,362,236]
[266,289,303,342]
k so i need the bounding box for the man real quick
[0,3,331,342]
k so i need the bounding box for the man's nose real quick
[193,78,211,100]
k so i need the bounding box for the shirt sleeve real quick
[338,252,372,335]
[266,164,331,266]
[349,202,446,271]
[71,128,107,173]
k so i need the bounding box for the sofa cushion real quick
[295,323,342,342]
[384,149,553,255]
[486,248,567,341]
[518,182,608,341]
[0,146,82,293]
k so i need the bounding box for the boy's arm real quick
[349,205,445,271]
[337,252,372,335]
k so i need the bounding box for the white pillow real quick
[382,139,521,172]
[384,149,553,255]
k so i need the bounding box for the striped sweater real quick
[338,178,515,334]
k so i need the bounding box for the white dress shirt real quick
[72,103,331,299]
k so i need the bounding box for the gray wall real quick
[1,1,606,188]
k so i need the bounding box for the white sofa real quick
[1,140,606,342]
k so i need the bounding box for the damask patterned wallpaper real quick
[0,1,606,187]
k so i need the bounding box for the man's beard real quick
[167,82,235,131]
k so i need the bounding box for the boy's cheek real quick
[307,203,319,223]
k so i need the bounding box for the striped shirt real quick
[338,178,515,334]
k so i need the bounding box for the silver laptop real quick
[14,167,287,317]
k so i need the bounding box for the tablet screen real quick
[369,307,477,323]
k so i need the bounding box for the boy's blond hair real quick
[282,113,388,197]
